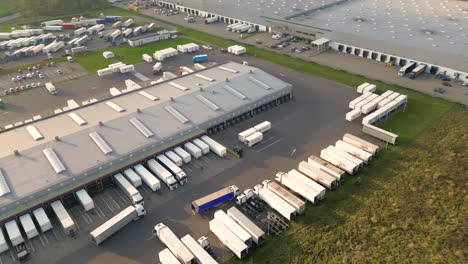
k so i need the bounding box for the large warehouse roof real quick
[0,62,292,220]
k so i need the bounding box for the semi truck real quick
[200,135,226,157]
[298,161,337,190]
[19,213,39,239]
[134,164,161,191]
[192,54,208,63]
[335,140,372,163]
[32,207,52,233]
[114,173,144,205]
[253,184,296,220]
[174,147,191,163]
[262,180,305,214]
[123,168,142,187]
[180,234,218,264]
[227,207,265,245]
[157,154,188,185]
[398,62,416,77]
[192,138,210,154]
[76,189,94,211]
[409,64,426,79]
[159,248,182,264]
[343,133,379,155]
[209,219,248,259]
[147,159,178,190]
[165,150,183,166]
[50,200,76,235]
[90,204,146,245]
[275,171,322,204]
[153,223,195,264]
[214,210,252,247]
[320,149,359,175]
[5,220,30,262]
[191,185,240,214]
[184,142,202,159]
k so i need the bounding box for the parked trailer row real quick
[307,155,345,182]
[209,218,248,259]
[343,133,379,155]
[146,159,176,190]
[253,184,296,220]
[262,180,305,214]
[153,223,195,264]
[134,164,161,192]
[238,121,271,142]
[214,210,252,247]
[275,171,321,204]
[298,161,337,190]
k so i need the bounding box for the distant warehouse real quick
[0,61,292,222]
[128,30,178,47]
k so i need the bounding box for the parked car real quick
[25,84,31,89]
[434,87,446,94]
[442,76,451,81]
[11,77,16,82]
[31,83,37,88]
[36,82,42,87]
[441,82,451,87]
[38,74,45,79]
[56,69,63,74]
[16,76,22,81]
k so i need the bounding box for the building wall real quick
[328,41,468,81]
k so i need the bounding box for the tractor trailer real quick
[157,154,188,185]
[147,159,178,190]
[191,185,240,214]
[262,180,305,214]
[114,173,144,205]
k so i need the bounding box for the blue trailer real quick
[96,19,106,24]
[192,54,208,63]
[105,16,122,23]
[191,185,239,213]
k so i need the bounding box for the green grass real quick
[0,0,16,18]
[73,38,194,72]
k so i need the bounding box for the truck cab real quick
[15,243,31,262]
[134,204,146,218]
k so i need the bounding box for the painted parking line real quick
[111,188,129,207]
[28,240,35,253]
[142,185,153,193]
[183,166,192,173]
[106,191,121,210]
[257,138,283,153]
[94,203,105,219]
[8,248,16,263]
[253,136,277,149]
[38,234,46,247]
[191,162,200,169]
[51,226,60,240]
[201,156,211,163]
[98,195,114,213]
[41,232,49,245]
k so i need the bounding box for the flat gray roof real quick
[0,62,292,220]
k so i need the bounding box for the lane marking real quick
[257,138,283,152]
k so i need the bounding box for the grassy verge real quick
[0,0,16,18]
[73,38,193,72]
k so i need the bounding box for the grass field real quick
[73,38,193,72]
[0,0,16,18]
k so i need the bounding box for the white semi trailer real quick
[181,234,218,264]
[165,150,183,166]
[192,139,210,154]
[275,172,322,204]
[245,132,263,147]
[253,184,296,220]
[90,204,146,245]
[209,219,248,259]
[174,147,191,163]
[157,154,188,185]
[200,135,226,157]
[343,133,379,155]
[147,159,178,190]
[153,223,195,264]
[76,189,95,211]
[32,207,52,233]
[114,173,144,205]
[320,149,359,175]
[298,161,337,190]
[214,210,252,247]
[134,164,161,191]
[159,248,182,264]
[123,168,142,187]
[262,180,305,214]
[227,207,265,245]
[335,140,372,163]
[327,146,364,168]
[184,142,202,159]
[307,155,345,182]
[5,220,30,262]
[19,213,39,239]
[50,200,76,235]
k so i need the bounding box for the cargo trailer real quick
[193,54,208,63]
[19,214,39,239]
[204,16,219,24]
[285,169,326,199]
[275,172,321,204]
[5,221,30,262]
[159,248,182,264]
[165,150,183,166]
[191,185,240,214]
[262,180,305,214]
[335,140,373,163]
[90,205,146,245]
[298,161,337,190]
[153,62,162,74]
[50,200,76,235]
[0,229,7,254]
[320,149,358,175]
[254,121,271,133]
[180,234,218,264]
[32,208,52,233]
[133,164,161,191]
[343,133,379,155]
[227,207,265,245]
[157,154,187,185]
[409,64,426,79]
[184,142,202,159]
[253,184,296,220]
[153,223,195,264]
[174,147,191,163]
[238,128,256,143]
[363,84,377,93]
[192,139,210,154]
[146,159,177,190]
[76,189,94,211]
[356,82,370,93]
[245,132,263,147]
[214,210,252,247]
[114,173,144,205]
[362,124,398,145]
[398,62,416,77]
[209,219,248,259]
[327,146,364,168]
[345,109,361,121]
[123,168,142,187]
[142,54,152,63]
[200,135,226,157]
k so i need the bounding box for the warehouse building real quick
[0,62,292,222]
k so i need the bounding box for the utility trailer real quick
[19,214,39,239]
[123,168,142,187]
[214,210,252,247]
[262,180,305,214]
[90,205,146,245]
[298,161,337,190]
[165,150,183,166]
[343,133,379,155]
[284,170,326,200]
[181,234,218,264]
[227,207,265,245]
[275,172,323,204]
[253,184,296,221]
[174,147,191,163]
[114,173,144,205]
[209,219,248,259]
[326,146,364,168]
[201,135,226,157]
[134,164,161,191]
[245,132,263,147]
[335,140,373,163]
[320,149,359,175]
[191,185,240,214]
[363,124,398,145]
[153,223,195,264]
[157,154,188,184]
[409,64,426,79]
[307,155,345,182]
[147,159,177,191]
[32,208,52,233]
[76,189,94,211]
[50,200,76,236]
[192,138,210,154]
[184,142,202,158]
